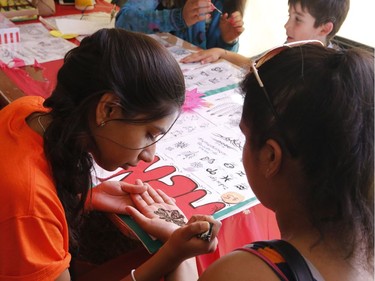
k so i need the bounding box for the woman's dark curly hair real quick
[241,44,374,268]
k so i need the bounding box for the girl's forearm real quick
[120,242,189,281]
[164,258,198,281]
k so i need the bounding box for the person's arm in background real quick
[215,11,244,52]
[115,0,212,34]
[115,0,183,33]
[202,0,244,52]
[180,47,250,68]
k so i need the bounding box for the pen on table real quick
[211,3,222,14]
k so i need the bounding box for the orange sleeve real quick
[0,215,71,281]
[0,96,71,281]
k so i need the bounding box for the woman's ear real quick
[262,139,283,178]
[95,93,120,126]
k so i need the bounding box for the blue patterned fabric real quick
[115,0,239,51]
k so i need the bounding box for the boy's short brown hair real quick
[288,0,350,40]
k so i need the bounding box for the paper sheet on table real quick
[0,23,76,65]
[55,18,110,35]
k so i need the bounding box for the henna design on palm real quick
[154,208,186,226]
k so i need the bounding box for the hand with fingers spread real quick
[182,0,213,27]
[126,182,188,242]
[219,11,245,44]
[85,179,147,213]
[180,48,226,64]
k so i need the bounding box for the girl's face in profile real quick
[90,110,180,171]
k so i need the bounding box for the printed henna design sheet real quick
[91,46,258,253]
[93,89,258,222]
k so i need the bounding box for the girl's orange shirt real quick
[0,96,71,281]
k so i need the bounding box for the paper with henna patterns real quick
[91,42,257,253]
[92,89,259,253]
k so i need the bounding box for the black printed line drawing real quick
[237,171,246,177]
[224,163,235,169]
[169,129,184,137]
[175,141,189,149]
[212,133,243,150]
[235,184,249,190]
[211,66,223,72]
[221,175,232,182]
[206,168,218,175]
[209,77,220,84]
[228,118,241,127]
[200,156,215,164]
[206,103,240,117]
[191,162,203,168]
[185,75,194,80]
[178,150,199,160]
[171,48,191,56]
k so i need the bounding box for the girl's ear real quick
[95,93,120,126]
[262,139,283,178]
